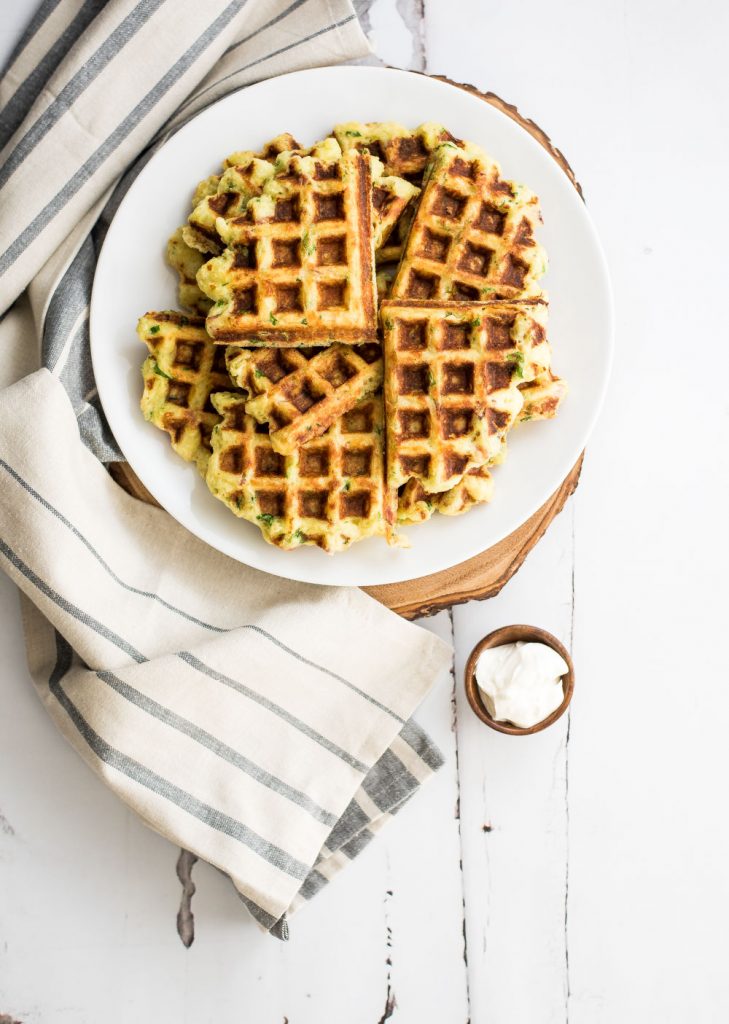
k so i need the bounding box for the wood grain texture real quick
[110,75,583,620]
[364,455,582,617]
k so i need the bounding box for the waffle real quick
[166,228,213,315]
[391,143,547,303]
[371,173,419,251]
[184,157,278,255]
[139,122,567,554]
[397,367,566,526]
[397,465,495,524]
[376,199,415,266]
[181,136,308,255]
[206,392,386,552]
[518,371,568,422]
[381,300,536,531]
[225,344,318,397]
[223,132,304,169]
[186,138,345,255]
[137,311,233,472]
[198,149,378,345]
[228,343,383,454]
[335,122,462,183]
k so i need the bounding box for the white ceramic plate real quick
[90,66,612,588]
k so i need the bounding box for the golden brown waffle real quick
[381,300,535,531]
[391,143,547,302]
[397,465,495,524]
[225,344,318,397]
[141,123,567,554]
[223,132,304,169]
[371,173,419,251]
[137,311,233,472]
[518,371,568,422]
[397,368,567,527]
[198,150,378,346]
[228,343,383,454]
[334,122,462,182]
[178,136,305,255]
[166,228,213,315]
[191,173,221,207]
[185,138,344,256]
[376,200,415,266]
[186,129,416,275]
[184,158,278,255]
[206,392,386,552]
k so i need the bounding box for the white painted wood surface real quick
[2,1,729,1020]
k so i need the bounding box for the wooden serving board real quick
[112,76,584,621]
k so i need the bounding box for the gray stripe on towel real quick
[0,0,247,274]
[361,749,420,812]
[97,669,338,827]
[178,651,369,774]
[49,634,309,880]
[398,719,445,771]
[177,13,356,115]
[0,0,167,190]
[0,0,109,149]
[0,537,146,663]
[0,0,64,78]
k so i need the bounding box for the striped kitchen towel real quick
[0,0,374,456]
[0,1,453,937]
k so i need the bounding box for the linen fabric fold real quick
[3,371,451,934]
[0,0,454,936]
[1,0,373,457]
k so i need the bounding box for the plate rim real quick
[90,64,614,588]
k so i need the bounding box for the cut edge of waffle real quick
[197,148,378,346]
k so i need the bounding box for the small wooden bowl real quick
[464,624,574,735]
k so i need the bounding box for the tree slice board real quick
[110,75,584,620]
[363,455,582,618]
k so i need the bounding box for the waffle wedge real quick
[184,157,279,255]
[391,143,547,302]
[166,228,213,315]
[397,465,495,524]
[137,311,233,472]
[206,392,386,552]
[223,132,304,169]
[381,300,539,530]
[198,149,377,345]
[225,344,319,397]
[518,370,568,422]
[228,343,383,454]
[185,137,343,256]
[371,173,420,251]
[335,122,462,182]
[182,135,311,254]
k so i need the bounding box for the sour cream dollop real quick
[475,641,568,729]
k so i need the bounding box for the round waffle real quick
[135,116,568,555]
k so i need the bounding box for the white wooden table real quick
[2,1,728,1021]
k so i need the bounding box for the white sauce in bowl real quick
[475,641,568,728]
